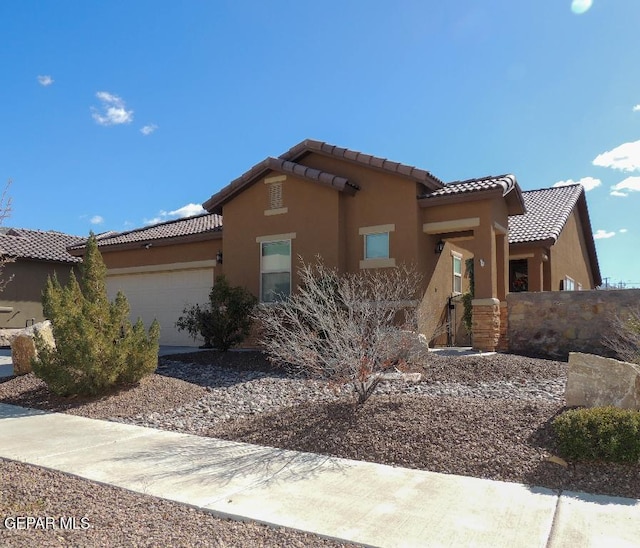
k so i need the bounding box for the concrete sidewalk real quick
[0,403,638,547]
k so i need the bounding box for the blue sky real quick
[1,0,639,286]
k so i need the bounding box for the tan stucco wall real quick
[420,197,509,301]
[222,172,342,297]
[419,241,473,345]
[549,208,595,290]
[298,154,424,274]
[99,239,221,271]
[0,260,76,329]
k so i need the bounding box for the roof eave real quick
[576,191,602,287]
[68,230,223,256]
[418,187,505,208]
[281,139,445,191]
[203,157,357,213]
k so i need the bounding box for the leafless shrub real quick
[604,307,640,364]
[255,259,426,404]
[0,179,14,293]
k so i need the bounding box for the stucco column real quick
[471,223,502,351]
[527,249,545,292]
[496,232,508,301]
[473,224,497,300]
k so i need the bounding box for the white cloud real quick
[571,0,592,14]
[553,176,601,191]
[593,140,640,172]
[594,229,616,240]
[90,215,104,225]
[91,91,133,126]
[633,105,640,112]
[619,228,628,233]
[140,124,158,136]
[37,75,54,87]
[610,176,640,197]
[169,203,206,217]
[144,203,206,225]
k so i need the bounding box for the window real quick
[509,259,529,292]
[564,276,575,291]
[358,224,396,269]
[365,232,389,259]
[452,253,462,294]
[260,240,291,302]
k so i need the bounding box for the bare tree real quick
[604,307,640,364]
[255,259,427,404]
[0,179,13,293]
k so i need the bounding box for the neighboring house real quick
[68,215,223,346]
[72,140,601,351]
[0,228,83,334]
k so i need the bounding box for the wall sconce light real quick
[142,243,152,250]
[435,240,445,254]
[216,250,223,264]
[479,258,485,267]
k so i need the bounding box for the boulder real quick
[566,352,640,410]
[10,321,55,376]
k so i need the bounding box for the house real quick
[68,215,223,346]
[72,140,601,350]
[0,228,83,340]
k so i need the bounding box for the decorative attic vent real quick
[269,182,283,209]
[264,175,287,216]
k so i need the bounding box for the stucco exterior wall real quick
[549,208,595,290]
[507,289,640,360]
[222,172,341,298]
[99,239,221,271]
[299,154,424,274]
[419,242,472,345]
[0,260,76,329]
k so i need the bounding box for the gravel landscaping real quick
[1,349,639,547]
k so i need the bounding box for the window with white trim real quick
[260,240,291,302]
[564,276,575,291]
[452,252,462,294]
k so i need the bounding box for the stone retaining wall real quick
[507,289,640,360]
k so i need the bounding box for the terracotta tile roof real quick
[203,157,358,213]
[508,184,583,244]
[0,228,83,263]
[280,139,445,189]
[418,174,526,215]
[421,174,518,198]
[68,213,223,252]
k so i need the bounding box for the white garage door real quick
[107,267,214,347]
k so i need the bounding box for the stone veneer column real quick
[472,298,501,352]
[496,301,508,352]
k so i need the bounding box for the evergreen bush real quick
[176,275,256,351]
[32,234,160,396]
[552,406,640,463]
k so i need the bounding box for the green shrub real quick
[32,234,160,396]
[176,275,257,351]
[553,406,640,463]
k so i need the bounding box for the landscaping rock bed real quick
[1,350,639,547]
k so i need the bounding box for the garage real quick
[107,264,214,347]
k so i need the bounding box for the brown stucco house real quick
[72,139,601,350]
[0,228,83,338]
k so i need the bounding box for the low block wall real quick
[507,289,640,360]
